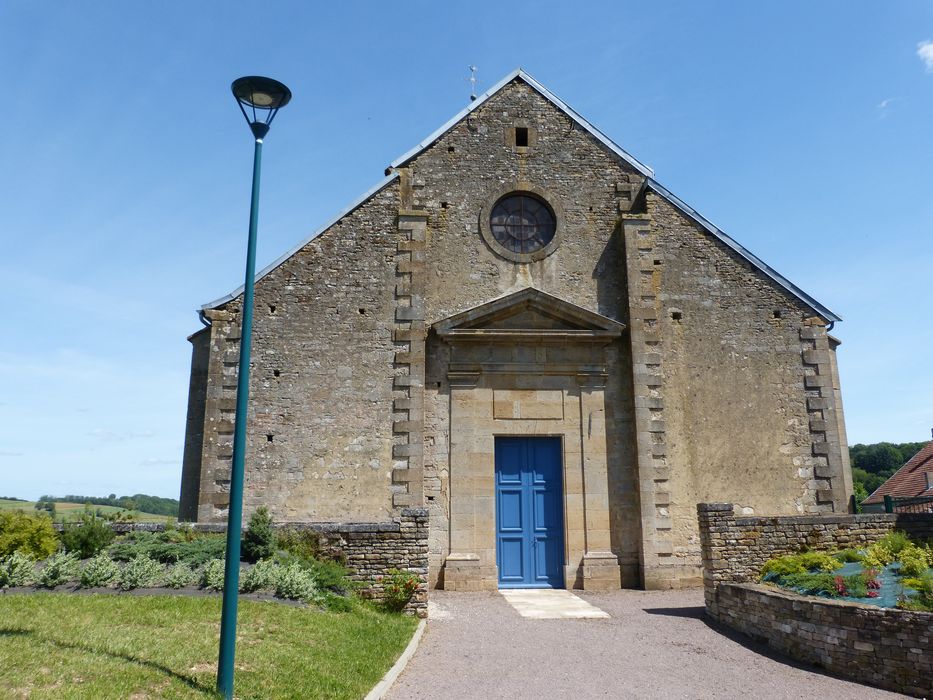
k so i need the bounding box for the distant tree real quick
[852,482,868,513]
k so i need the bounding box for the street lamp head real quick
[231,76,292,141]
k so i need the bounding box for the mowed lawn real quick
[0,593,418,699]
[0,499,167,523]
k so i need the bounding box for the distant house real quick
[862,440,933,513]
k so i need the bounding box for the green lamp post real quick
[217,75,291,700]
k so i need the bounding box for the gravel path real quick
[388,588,906,699]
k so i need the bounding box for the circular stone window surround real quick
[478,182,565,263]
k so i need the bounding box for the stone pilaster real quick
[801,323,849,512]
[622,216,675,589]
[392,202,428,509]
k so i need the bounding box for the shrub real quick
[240,558,279,593]
[242,506,276,563]
[118,554,163,591]
[276,527,322,561]
[878,530,911,556]
[108,531,225,567]
[896,542,931,577]
[274,563,321,603]
[164,563,197,589]
[0,511,59,559]
[38,551,81,588]
[842,574,868,598]
[60,511,115,558]
[0,552,35,587]
[381,568,420,611]
[863,542,894,570]
[80,554,120,588]
[832,549,863,563]
[201,558,226,591]
[760,551,841,580]
[779,572,838,597]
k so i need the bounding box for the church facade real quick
[179,70,852,591]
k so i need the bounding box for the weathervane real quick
[468,65,477,101]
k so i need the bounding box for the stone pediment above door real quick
[433,288,624,344]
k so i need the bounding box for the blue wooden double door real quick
[495,436,565,588]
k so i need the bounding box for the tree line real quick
[850,441,927,503]
[35,494,179,517]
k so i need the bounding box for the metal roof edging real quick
[201,171,400,310]
[389,68,654,177]
[645,178,842,323]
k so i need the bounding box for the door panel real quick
[495,436,564,588]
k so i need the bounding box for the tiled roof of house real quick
[862,441,933,504]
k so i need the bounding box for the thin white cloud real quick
[876,97,897,119]
[88,428,155,443]
[0,451,24,457]
[877,98,894,110]
[139,458,180,466]
[918,40,933,72]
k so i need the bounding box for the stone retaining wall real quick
[697,503,933,696]
[715,583,931,697]
[58,509,429,616]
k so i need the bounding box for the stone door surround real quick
[434,288,626,591]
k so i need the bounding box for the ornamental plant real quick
[164,562,197,589]
[201,558,226,591]
[242,506,276,563]
[0,552,35,587]
[274,562,321,603]
[80,554,120,588]
[60,510,115,558]
[240,558,280,593]
[381,568,420,612]
[0,511,59,559]
[38,551,81,588]
[759,551,841,580]
[118,554,163,591]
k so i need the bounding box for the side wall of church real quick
[627,192,849,584]
[187,181,402,523]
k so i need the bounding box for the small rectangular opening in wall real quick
[515,127,529,147]
[266,434,273,442]
[773,310,782,319]
[447,146,455,153]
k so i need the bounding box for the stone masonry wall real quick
[697,503,933,696]
[715,583,931,697]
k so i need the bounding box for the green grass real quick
[0,500,168,523]
[0,593,418,699]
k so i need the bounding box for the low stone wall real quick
[58,509,429,616]
[697,503,933,696]
[716,583,932,697]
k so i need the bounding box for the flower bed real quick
[759,531,933,611]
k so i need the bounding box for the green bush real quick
[80,554,120,588]
[760,551,841,579]
[381,568,420,612]
[61,511,115,558]
[201,558,226,591]
[896,543,932,577]
[0,552,35,587]
[878,530,911,556]
[108,531,225,566]
[240,558,279,593]
[832,549,863,563]
[0,511,59,559]
[242,507,276,563]
[276,527,322,561]
[164,563,197,589]
[117,554,163,591]
[779,572,838,597]
[38,551,81,588]
[274,563,321,603]
[863,542,894,569]
[842,574,868,598]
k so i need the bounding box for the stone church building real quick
[180,69,852,591]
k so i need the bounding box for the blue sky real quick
[1,1,931,500]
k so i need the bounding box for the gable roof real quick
[202,69,840,323]
[863,441,933,505]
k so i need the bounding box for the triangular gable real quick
[390,68,654,177]
[433,288,624,342]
